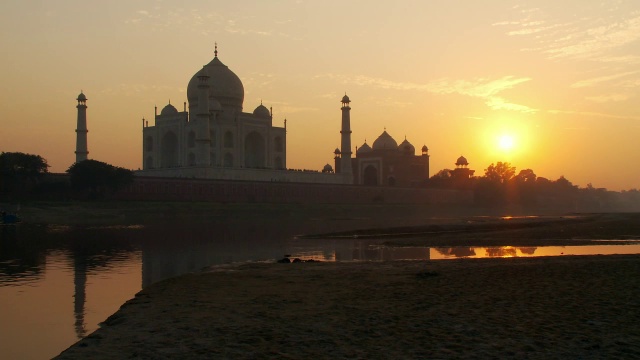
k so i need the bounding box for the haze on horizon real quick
[1,0,639,191]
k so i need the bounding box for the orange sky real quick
[1,0,639,190]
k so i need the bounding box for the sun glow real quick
[498,135,515,151]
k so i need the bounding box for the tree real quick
[67,160,133,199]
[514,169,536,184]
[484,162,516,184]
[0,152,49,195]
[427,169,453,188]
[513,169,538,206]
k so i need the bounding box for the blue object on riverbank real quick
[1,213,20,224]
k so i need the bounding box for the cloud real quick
[426,76,531,98]
[585,93,632,103]
[571,71,639,88]
[485,97,536,113]
[256,100,318,115]
[100,83,175,97]
[495,6,640,61]
[544,15,640,59]
[124,7,294,39]
[315,74,536,113]
[547,109,640,121]
[597,55,640,64]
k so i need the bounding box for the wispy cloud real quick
[100,83,176,97]
[548,109,640,121]
[585,93,632,103]
[256,100,318,115]
[124,8,288,38]
[495,6,640,61]
[315,74,536,113]
[571,71,639,88]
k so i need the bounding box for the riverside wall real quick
[115,176,473,205]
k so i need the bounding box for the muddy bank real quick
[57,255,640,359]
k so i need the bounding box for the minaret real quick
[75,92,89,162]
[340,94,352,174]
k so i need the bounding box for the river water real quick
[1,220,639,359]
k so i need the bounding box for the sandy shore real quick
[56,254,640,359]
[55,213,640,359]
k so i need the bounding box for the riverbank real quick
[49,209,640,358]
[56,255,640,359]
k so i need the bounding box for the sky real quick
[1,0,639,191]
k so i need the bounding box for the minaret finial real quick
[214,42,218,58]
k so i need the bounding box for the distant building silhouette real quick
[449,156,475,188]
[75,92,88,163]
[337,131,430,187]
[450,156,474,179]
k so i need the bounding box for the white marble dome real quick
[187,54,244,110]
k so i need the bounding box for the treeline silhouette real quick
[426,161,640,211]
[0,152,133,201]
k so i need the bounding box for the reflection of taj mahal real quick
[132,46,431,186]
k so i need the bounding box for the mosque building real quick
[333,126,430,187]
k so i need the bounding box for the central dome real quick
[187,54,244,110]
[372,131,398,151]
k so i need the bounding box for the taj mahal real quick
[76,46,435,187]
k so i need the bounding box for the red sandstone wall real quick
[114,176,473,205]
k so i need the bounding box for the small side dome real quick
[341,94,351,103]
[421,145,429,153]
[77,92,87,101]
[372,130,398,151]
[456,155,469,166]
[322,164,334,173]
[161,103,178,115]
[357,141,372,155]
[253,104,271,118]
[334,148,341,155]
[398,138,415,155]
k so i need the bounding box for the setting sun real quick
[498,135,515,151]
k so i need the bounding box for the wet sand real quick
[56,213,640,359]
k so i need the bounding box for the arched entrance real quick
[223,153,233,167]
[244,131,265,168]
[161,131,178,168]
[363,165,378,186]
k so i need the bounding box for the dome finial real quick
[214,42,218,58]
